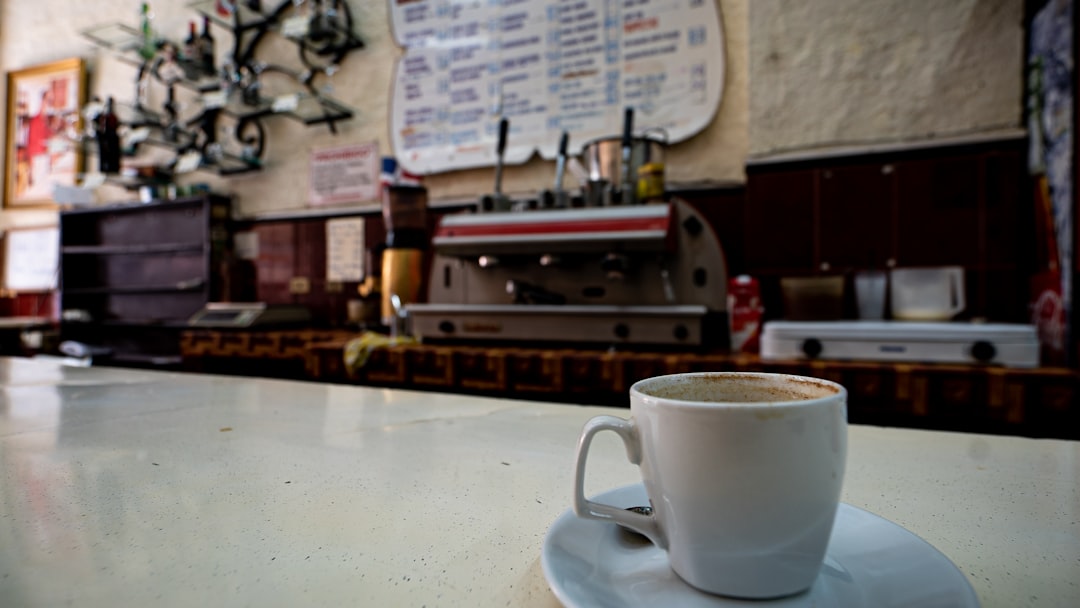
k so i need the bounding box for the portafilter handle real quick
[554,130,569,202]
[506,279,567,305]
[619,107,635,205]
[494,117,509,197]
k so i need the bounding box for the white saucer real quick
[541,484,979,607]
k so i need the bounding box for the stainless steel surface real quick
[619,107,635,205]
[187,302,312,328]
[408,304,710,345]
[581,136,665,198]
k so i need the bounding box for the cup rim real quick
[630,371,846,409]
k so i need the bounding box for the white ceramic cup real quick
[855,270,888,320]
[573,372,847,599]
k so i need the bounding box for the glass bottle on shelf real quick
[183,21,199,76]
[139,3,156,60]
[163,84,180,143]
[309,0,333,43]
[200,15,216,77]
[237,65,262,106]
[219,53,239,97]
[97,97,121,174]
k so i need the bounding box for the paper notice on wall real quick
[233,231,259,261]
[326,217,365,282]
[3,227,59,292]
[308,142,380,207]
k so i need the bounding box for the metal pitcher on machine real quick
[579,107,667,206]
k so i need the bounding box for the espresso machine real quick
[405,199,729,347]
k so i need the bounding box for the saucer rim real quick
[541,483,980,608]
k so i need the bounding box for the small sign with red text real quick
[309,142,379,207]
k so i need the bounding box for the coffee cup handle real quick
[572,415,665,548]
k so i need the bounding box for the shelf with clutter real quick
[77,0,364,189]
[56,193,240,367]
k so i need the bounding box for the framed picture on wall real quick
[3,57,86,208]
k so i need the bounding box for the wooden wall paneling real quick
[252,220,350,325]
[980,145,1029,322]
[744,168,816,274]
[971,268,1027,322]
[293,220,332,323]
[254,222,296,304]
[981,147,1026,267]
[294,221,325,291]
[817,163,895,270]
[0,292,55,318]
[894,154,983,268]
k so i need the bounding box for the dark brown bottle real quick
[200,16,215,76]
[163,85,180,142]
[97,97,121,174]
[184,21,198,64]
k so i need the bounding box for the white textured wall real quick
[749,0,1024,156]
[0,0,1024,224]
[0,0,748,221]
[0,0,403,222]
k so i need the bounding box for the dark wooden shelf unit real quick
[59,195,233,366]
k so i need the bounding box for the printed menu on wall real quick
[388,0,725,174]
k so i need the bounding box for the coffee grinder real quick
[380,184,428,334]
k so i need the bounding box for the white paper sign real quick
[308,142,380,207]
[282,15,310,39]
[125,126,151,146]
[233,231,259,261]
[326,218,365,282]
[82,173,107,188]
[3,227,59,292]
[174,151,203,174]
[202,90,227,109]
[272,93,300,113]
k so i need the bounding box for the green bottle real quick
[139,3,156,60]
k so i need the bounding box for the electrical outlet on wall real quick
[289,277,311,294]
